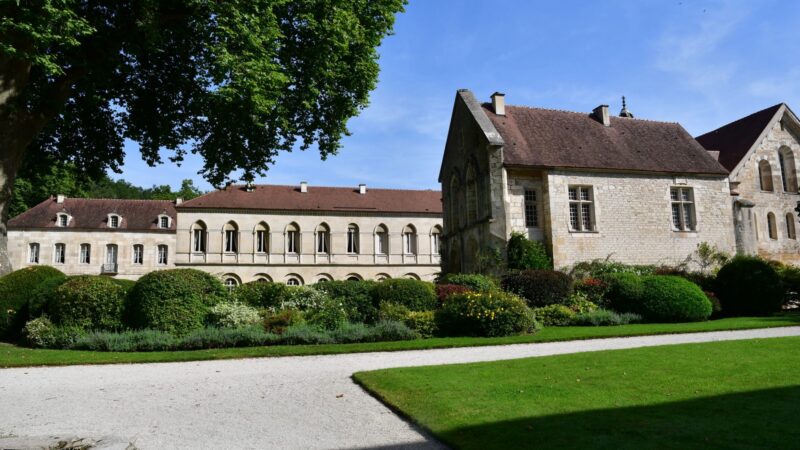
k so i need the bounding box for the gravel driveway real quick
[2,326,799,450]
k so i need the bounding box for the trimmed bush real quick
[603,272,646,313]
[313,280,377,323]
[378,301,411,322]
[507,232,551,270]
[571,309,643,326]
[50,276,127,330]
[564,292,598,314]
[570,260,656,279]
[404,311,437,338]
[534,304,575,326]
[501,270,572,307]
[304,297,349,330]
[24,276,69,324]
[232,282,287,309]
[435,291,536,337]
[0,265,65,338]
[72,329,179,352]
[438,274,498,293]
[279,286,330,311]
[715,256,784,316]
[639,276,712,322]
[128,269,227,335]
[371,279,437,312]
[208,302,261,328]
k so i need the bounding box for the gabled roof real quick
[9,198,176,231]
[178,184,442,215]
[482,103,728,175]
[695,104,785,171]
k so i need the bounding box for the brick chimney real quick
[491,92,505,116]
[592,105,610,126]
[300,181,308,193]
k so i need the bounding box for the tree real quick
[0,0,405,274]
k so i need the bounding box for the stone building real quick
[696,103,800,264]
[439,89,736,271]
[7,184,443,286]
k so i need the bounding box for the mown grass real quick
[354,336,800,450]
[1,313,798,368]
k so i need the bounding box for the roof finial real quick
[619,96,634,118]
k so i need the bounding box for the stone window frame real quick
[778,146,798,193]
[670,187,696,232]
[56,213,71,227]
[79,243,91,264]
[374,224,389,256]
[54,243,66,264]
[158,214,171,229]
[315,223,331,254]
[346,224,360,254]
[568,185,595,232]
[223,221,239,254]
[402,224,418,255]
[157,244,169,265]
[285,274,304,286]
[285,223,301,255]
[28,243,40,264]
[758,159,774,192]
[430,225,442,255]
[767,212,778,240]
[524,189,539,228]
[254,222,269,253]
[132,244,144,265]
[222,274,240,293]
[785,212,797,240]
[465,164,479,223]
[107,214,122,229]
[192,221,208,253]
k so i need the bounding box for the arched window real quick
[759,160,774,191]
[403,273,420,280]
[223,274,240,292]
[449,173,461,230]
[286,274,303,286]
[465,164,478,223]
[767,212,778,240]
[254,274,272,283]
[192,221,207,253]
[778,147,798,192]
[375,273,390,281]
[786,212,797,240]
[286,223,300,254]
[346,274,362,282]
[431,225,442,255]
[375,224,388,255]
[403,225,417,255]
[255,222,269,253]
[316,223,330,254]
[224,222,239,253]
[347,224,359,254]
[316,273,333,283]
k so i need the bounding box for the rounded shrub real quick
[715,256,784,316]
[435,291,536,337]
[534,304,576,326]
[128,269,227,335]
[603,272,645,313]
[50,276,127,330]
[27,276,70,320]
[0,265,65,338]
[438,273,498,292]
[313,280,377,323]
[304,297,349,330]
[501,270,572,307]
[637,275,712,322]
[232,281,287,309]
[506,232,552,270]
[371,279,437,311]
[208,302,261,328]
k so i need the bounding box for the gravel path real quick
[2,326,800,450]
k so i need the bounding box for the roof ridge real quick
[59,197,175,202]
[223,183,441,193]
[696,103,784,139]
[495,103,681,125]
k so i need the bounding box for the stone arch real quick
[345,273,363,282]
[315,222,331,254]
[759,160,774,191]
[191,220,208,253]
[465,162,478,223]
[253,273,272,283]
[374,223,389,255]
[402,224,418,255]
[778,146,798,192]
[787,212,797,240]
[374,273,391,281]
[315,273,333,283]
[449,171,462,231]
[223,221,239,253]
[767,212,778,240]
[222,273,241,292]
[403,273,420,280]
[285,273,304,286]
[430,225,443,256]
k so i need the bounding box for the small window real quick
[224,223,238,253]
[193,228,207,253]
[786,213,797,240]
[287,224,300,254]
[767,213,778,240]
[133,244,144,265]
[159,216,170,229]
[671,187,696,231]
[28,243,40,264]
[568,186,595,232]
[157,245,168,265]
[57,214,69,227]
[54,243,66,264]
[524,189,538,227]
[347,276,361,282]
[316,225,330,254]
[79,244,91,264]
[286,277,300,286]
[347,225,359,254]
[224,277,238,293]
[375,225,388,255]
[431,227,442,255]
[403,225,417,255]
[109,215,120,228]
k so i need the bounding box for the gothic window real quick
[767,213,778,240]
[192,222,207,253]
[403,225,417,255]
[671,187,696,231]
[316,224,330,254]
[255,222,269,253]
[375,225,388,255]
[286,223,300,254]
[568,186,595,232]
[786,212,797,240]
[778,147,798,193]
[347,225,359,254]
[224,222,239,253]
[759,160,774,192]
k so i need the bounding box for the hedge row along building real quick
[439,90,800,272]
[8,184,443,287]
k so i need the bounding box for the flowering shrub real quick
[435,284,472,303]
[23,316,86,348]
[208,302,261,328]
[574,277,609,305]
[435,291,536,337]
[564,292,598,314]
[278,286,330,311]
[304,297,349,330]
[404,311,437,338]
[533,304,575,326]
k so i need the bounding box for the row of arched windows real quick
[760,211,797,241]
[220,271,421,290]
[757,147,798,193]
[190,221,442,256]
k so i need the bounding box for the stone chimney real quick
[300,181,308,193]
[491,92,505,116]
[175,197,183,205]
[592,105,610,126]
[358,183,367,195]
[56,194,65,204]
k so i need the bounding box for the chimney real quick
[358,183,367,195]
[56,194,65,204]
[175,197,183,205]
[592,105,610,126]
[300,181,308,193]
[491,92,505,116]
[244,181,254,192]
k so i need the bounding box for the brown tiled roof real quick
[695,104,783,171]
[179,184,443,215]
[482,104,729,175]
[8,197,177,231]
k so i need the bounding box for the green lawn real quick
[1,313,799,368]
[354,336,800,450]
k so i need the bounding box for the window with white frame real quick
[193,228,206,253]
[159,216,170,229]
[133,244,144,264]
[670,187,696,231]
[431,227,442,255]
[29,243,40,264]
[223,276,238,292]
[57,214,69,227]
[157,245,168,265]
[524,189,538,227]
[224,222,238,253]
[79,244,91,264]
[568,186,594,232]
[403,225,417,255]
[375,225,388,255]
[287,224,300,254]
[256,229,268,253]
[109,215,120,228]
[316,225,330,253]
[54,243,66,264]
[347,225,359,254]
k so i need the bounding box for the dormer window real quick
[158,215,170,229]
[108,214,121,228]
[57,214,70,227]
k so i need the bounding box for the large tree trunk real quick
[0,154,22,275]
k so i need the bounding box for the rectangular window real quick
[157,245,168,265]
[670,187,695,231]
[160,216,169,229]
[80,244,91,264]
[316,231,329,253]
[110,216,119,228]
[225,230,238,253]
[432,234,440,255]
[193,229,206,253]
[347,227,359,254]
[133,245,144,264]
[524,190,538,227]
[376,232,388,255]
[29,243,40,264]
[54,243,65,264]
[568,186,594,231]
[287,231,299,254]
[403,233,416,254]
[256,230,267,253]
[58,215,68,227]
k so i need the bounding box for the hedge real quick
[501,270,572,307]
[232,281,287,309]
[715,257,784,316]
[437,273,498,293]
[606,274,712,322]
[371,279,437,311]
[50,276,128,330]
[313,280,377,323]
[435,291,536,337]
[0,265,65,339]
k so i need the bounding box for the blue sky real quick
[113,0,800,192]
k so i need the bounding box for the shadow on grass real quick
[434,386,800,450]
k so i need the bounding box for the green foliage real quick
[603,273,647,314]
[263,309,304,335]
[404,311,437,338]
[571,309,643,326]
[378,301,411,322]
[304,297,349,330]
[690,241,730,274]
[26,276,69,320]
[435,284,472,303]
[232,281,287,309]
[128,269,227,335]
[438,273,498,293]
[573,277,610,305]
[371,279,437,312]
[506,232,552,270]
[563,292,599,314]
[313,280,377,323]
[534,304,576,326]
[772,262,800,306]
[208,302,261,328]
[570,259,656,279]
[435,291,536,337]
[0,265,66,338]
[715,257,784,316]
[501,270,573,307]
[618,275,712,322]
[23,316,86,349]
[50,276,127,330]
